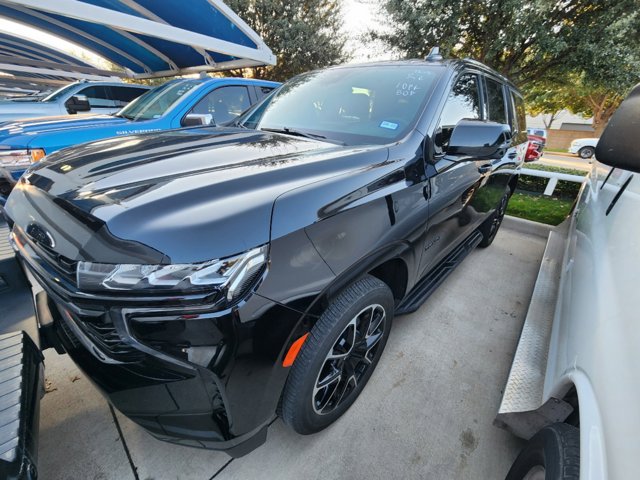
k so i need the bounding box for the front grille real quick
[56,304,144,363]
[34,241,77,283]
[81,321,143,362]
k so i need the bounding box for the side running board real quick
[0,332,43,480]
[494,229,572,439]
[396,230,483,315]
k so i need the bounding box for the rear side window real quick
[485,78,507,125]
[510,91,527,144]
[110,86,148,106]
[190,86,251,124]
[256,86,275,100]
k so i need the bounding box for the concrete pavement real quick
[537,151,595,171]
[38,221,548,480]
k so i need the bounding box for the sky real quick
[341,0,393,63]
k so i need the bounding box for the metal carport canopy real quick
[0,30,120,87]
[0,0,276,80]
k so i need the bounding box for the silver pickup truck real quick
[498,83,640,479]
[0,81,149,122]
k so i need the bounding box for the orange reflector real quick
[30,149,46,163]
[282,333,309,367]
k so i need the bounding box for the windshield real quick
[239,65,441,145]
[117,80,201,121]
[40,83,79,103]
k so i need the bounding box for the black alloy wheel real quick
[478,190,510,248]
[312,303,386,415]
[280,275,394,434]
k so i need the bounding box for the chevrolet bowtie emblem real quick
[26,222,55,249]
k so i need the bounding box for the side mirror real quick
[447,119,512,159]
[65,95,90,114]
[595,82,640,173]
[182,113,213,127]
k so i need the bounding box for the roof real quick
[0,0,276,89]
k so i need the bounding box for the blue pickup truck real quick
[0,77,279,200]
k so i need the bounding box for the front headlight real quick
[0,148,46,167]
[76,245,268,301]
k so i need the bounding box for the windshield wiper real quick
[261,127,344,145]
[113,112,135,120]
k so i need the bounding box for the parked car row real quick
[0,77,278,200]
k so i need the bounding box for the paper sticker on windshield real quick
[380,121,398,130]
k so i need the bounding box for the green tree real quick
[528,76,628,135]
[376,0,640,133]
[225,0,348,82]
[375,0,638,86]
[525,82,569,129]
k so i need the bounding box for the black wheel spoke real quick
[312,303,387,415]
[317,364,341,389]
[315,375,341,413]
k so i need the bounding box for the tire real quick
[578,146,595,159]
[478,190,510,248]
[280,275,394,435]
[506,423,580,480]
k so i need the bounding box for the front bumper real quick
[568,145,581,154]
[0,167,20,198]
[10,226,304,456]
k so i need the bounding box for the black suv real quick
[4,57,527,456]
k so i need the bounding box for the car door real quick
[417,72,492,276]
[181,85,252,127]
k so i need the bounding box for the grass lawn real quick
[506,192,574,225]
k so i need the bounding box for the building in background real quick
[526,110,596,150]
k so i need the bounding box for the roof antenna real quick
[425,46,443,62]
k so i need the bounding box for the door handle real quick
[508,152,517,159]
[478,164,492,174]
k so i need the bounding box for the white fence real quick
[519,168,585,196]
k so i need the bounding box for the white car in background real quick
[498,83,640,479]
[568,137,598,159]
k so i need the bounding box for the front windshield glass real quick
[40,83,79,103]
[117,80,201,121]
[240,65,441,145]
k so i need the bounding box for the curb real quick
[502,215,553,239]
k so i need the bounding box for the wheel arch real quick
[547,370,608,479]
[306,241,413,319]
[508,173,519,195]
[276,241,413,371]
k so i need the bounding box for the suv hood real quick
[5,127,388,263]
